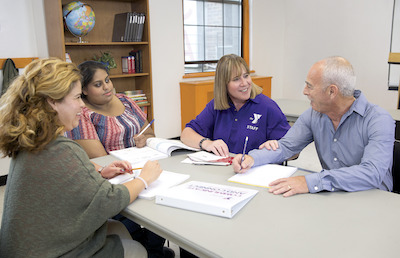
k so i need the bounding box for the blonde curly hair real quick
[0,58,81,157]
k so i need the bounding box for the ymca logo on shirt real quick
[247,113,262,131]
[252,113,262,124]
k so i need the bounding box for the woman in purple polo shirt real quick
[181,54,290,156]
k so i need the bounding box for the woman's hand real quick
[100,160,132,179]
[259,140,279,150]
[137,160,162,185]
[202,139,230,157]
[133,134,147,148]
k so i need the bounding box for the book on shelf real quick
[110,137,199,167]
[140,106,148,117]
[124,90,143,95]
[124,91,149,105]
[182,151,233,166]
[121,56,135,74]
[108,170,190,200]
[228,164,297,188]
[112,12,146,42]
[155,181,258,218]
[129,49,143,73]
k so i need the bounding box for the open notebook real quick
[108,170,190,200]
[228,164,297,188]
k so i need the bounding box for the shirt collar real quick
[348,90,367,117]
[228,94,259,109]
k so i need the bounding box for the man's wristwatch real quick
[199,137,210,150]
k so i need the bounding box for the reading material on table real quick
[155,181,258,218]
[183,151,233,166]
[228,164,297,188]
[110,137,199,166]
[108,170,190,200]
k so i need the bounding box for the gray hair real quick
[321,56,356,97]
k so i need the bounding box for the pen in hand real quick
[137,119,155,136]
[240,136,248,170]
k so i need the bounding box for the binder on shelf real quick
[112,12,145,42]
[112,12,130,42]
[132,13,139,42]
[136,13,146,42]
[128,12,135,42]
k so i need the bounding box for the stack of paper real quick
[108,170,190,200]
[155,181,258,218]
[228,164,297,188]
[183,151,233,166]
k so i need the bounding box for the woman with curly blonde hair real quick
[0,58,162,257]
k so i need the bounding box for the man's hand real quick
[232,154,254,173]
[268,176,309,197]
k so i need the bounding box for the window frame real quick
[182,0,249,78]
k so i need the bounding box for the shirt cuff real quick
[305,171,337,193]
[305,173,323,193]
[248,148,283,167]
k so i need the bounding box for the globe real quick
[63,1,95,42]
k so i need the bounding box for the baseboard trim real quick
[0,175,7,186]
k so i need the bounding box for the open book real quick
[110,137,199,166]
[228,164,297,188]
[155,181,258,218]
[108,170,190,200]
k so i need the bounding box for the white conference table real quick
[93,151,400,258]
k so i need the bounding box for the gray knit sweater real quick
[0,136,131,257]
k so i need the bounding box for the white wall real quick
[149,0,185,138]
[0,0,398,140]
[278,0,397,110]
[0,0,48,92]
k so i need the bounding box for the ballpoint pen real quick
[240,136,248,167]
[137,119,155,136]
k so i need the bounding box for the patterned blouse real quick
[65,94,146,153]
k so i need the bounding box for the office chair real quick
[392,140,400,194]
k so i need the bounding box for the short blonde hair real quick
[214,54,262,110]
[0,58,81,157]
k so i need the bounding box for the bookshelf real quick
[43,0,153,122]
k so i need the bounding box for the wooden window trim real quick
[182,0,249,79]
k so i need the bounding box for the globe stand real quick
[77,36,88,43]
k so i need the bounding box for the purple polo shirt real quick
[185,94,290,154]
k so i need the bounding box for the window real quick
[183,0,244,75]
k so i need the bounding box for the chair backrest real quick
[392,140,400,193]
